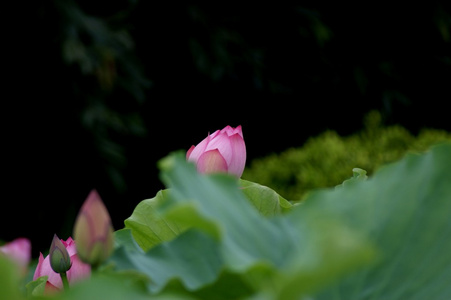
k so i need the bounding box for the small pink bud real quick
[186,125,246,177]
[73,189,114,267]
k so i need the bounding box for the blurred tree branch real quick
[54,0,151,192]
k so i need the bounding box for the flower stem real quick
[60,272,70,290]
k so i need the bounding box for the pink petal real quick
[186,145,195,160]
[64,237,75,246]
[204,131,233,165]
[67,254,91,284]
[45,282,60,293]
[227,133,246,177]
[0,237,31,270]
[33,253,45,280]
[233,125,243,138]
[187,132,214,163]
[64,238,77,256]
[196,149,228,174]
[220,125,234,135]
[220,125,243,138]
[208,129,221,139]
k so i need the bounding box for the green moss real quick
[243,111,451,201]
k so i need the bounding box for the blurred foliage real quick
[181,3,451,131]
[243,111,451,201]
[55,0,151,192]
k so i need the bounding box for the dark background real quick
[3,1,450,257]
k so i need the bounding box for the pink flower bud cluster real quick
[30,189,114,293]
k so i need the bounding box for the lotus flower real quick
[33,237,90,291]
[0,237,31,275]
[73,189,114,267]
[186,125,246,177]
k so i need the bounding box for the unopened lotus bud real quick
[49,234,72,274]
[186,125,246,177]
[33,237,90,291]
[73,190,114,267]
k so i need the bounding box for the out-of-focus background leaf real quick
[2,1,450,257]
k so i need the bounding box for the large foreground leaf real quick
[0,255,23,300]
[129,152,372,293]
[36,272,195,300]
[113,152,374,297]
[283,142,451,299]
[111,228,223,293]
[113,142,451,299]
[123,179,294,254]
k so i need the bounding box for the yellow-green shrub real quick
[243,111,451,201]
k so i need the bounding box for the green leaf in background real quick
[114,228,144,253]
[335,167,368,189]
[123,189,187,251]
[239,179,293,216]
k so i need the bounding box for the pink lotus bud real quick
[186,125,246,177]
[33,237,91,291]
[0,237,31,275]
[73,190,114,267]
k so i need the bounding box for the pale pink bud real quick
[73,190,114,267]
[186,125,246,177]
